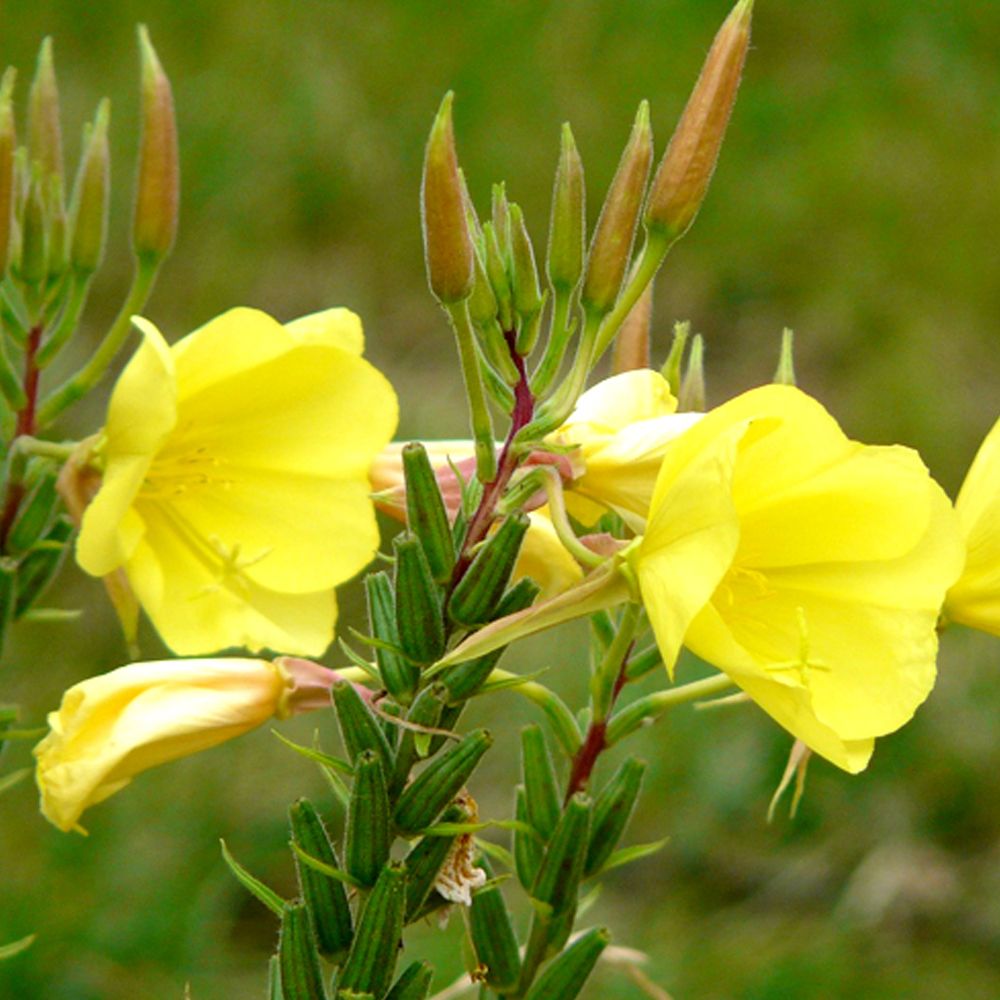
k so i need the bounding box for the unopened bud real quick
[45,174,68,278]
[581,101,653,317]
[546,123,585,292]
[611,282,652,373]
[645,0,753,241]
[421,92,474,303]
[491,181,510,256]
[69,100,110,273]
[18,174,48,285]
[661,319,690,396]
[133,26,179,261]
[0,70,15,273]
[27,38,63,183]
[509,203,545,354]
[482,220,513,330]
[773,327,797,386]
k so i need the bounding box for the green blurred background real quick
[3,0,1000,996]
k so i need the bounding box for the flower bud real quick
[678,332,705,411]
[34,656,336,832]
[27,38,63,184]
[421,92,474,303]
[645,0,753,241]
[773,327,797,386]
[69,100,111,274]
[482,220,514,330]
[17,173,48,286]
[509,202,545,354]
[0,69,16,274]
[581,101,653,318]
[133,26,179,261]
[546,123,585,293]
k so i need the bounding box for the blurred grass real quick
[3,0,1000,997]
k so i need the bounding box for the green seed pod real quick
[447,512,529,628]
[332,680,394,776]
[428,701,464,756]
[336,861,406,1000]
[403,443,455,585]
[345,750,391,889]
[393,533,445,665]
[439,577,540,702]
[288,799,353,962]
[390,683,447,800]
[469,859,521,993]
[365,572,418,705]
[531,793,591,916]
[384,960,433,1000]
[394,729,492,835]
[546,123,585,293]
[278,901,328,1000]
[403,802,465,923]
[6,465,58,555]
[522,926,609,1000]
[378,699,402,753]
[584,756,646,877]
[521,725,561,841]
[513,785,542,890]
[13,516,72,620]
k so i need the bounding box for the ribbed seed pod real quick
[332,680,394,776]
[531,793,591,916]
[390,683,448,800]
[278,901,328,1000]
[402,443,454,584]
[513,785,542,890]
[584,756,646,877]
[288,799,353,962]
[393,533,445,664]
[365,572,419,705]
[468,859,521,993]
[521,927,609,1000]
[403,803,465,923]
[13,516,72,619]
[521,725,561,840]
[393,729,492,835]
[345,750,391,889]
[384,960,433,1000]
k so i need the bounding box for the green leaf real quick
[219,839,285,917]
[270,730,352,775]
[0,766,32,797]
[596,837,670,875]
[0,934,36,961]
[289,842,363,890]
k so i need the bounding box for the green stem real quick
[446,300,497,483]
[530,284,574,397]
[36,258,159,427]
[13,435,77,461]
[35,270,93,369]
[539,467,605,571]
[605,672,736,746]
[591,602,641,723]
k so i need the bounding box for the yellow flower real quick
[74,307,398,655]
[944,414,1000,635]
[632,385,964,772]
[34,656,338,833]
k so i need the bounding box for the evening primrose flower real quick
[73,307,397,655]
[943,414,1000,635]
[34,656,340,833]
[633,385,965,773]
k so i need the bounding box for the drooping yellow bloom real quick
[34,656,339,833]
[74,307,398,656]
[632,385,965,772]
[944,414,1000,635]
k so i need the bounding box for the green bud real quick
[0,70,16,274]
[390,682,447,800]
[678,332,705,411]
[18,174,48,286]
[447,512,529,628]
[134,26,179,261]
[384,961,433,1000]
[522,926,609,1000]
[364,572,419,705]
[509,203,544,354]
[531,792,591,916]
[403,443,455,584]
[521,725,561,840]
[773,327,797,386]
[393,728,492,835]
[513,784,543,889]
[45,174,68,279]
[645,0,753,242]
[69,100,111,274]
[581,101,653,318]
[336,862,406,1000]
[467,248,498,329]
[421,93,474,304]
[345,749,391,888]
[289,799,353,961]
[393,532,445,665]
[5,464,58,555]
[482,221,513,331]
[468,857,522,992]
[278,901,328,1000]
[439,577,540,702]
[584,756,646,876]
[331,679,394,776]
[547,123,585,293]
[403,802,465,922]
[27,39,63,184]
[0,559,15,652]
[13,515,71,619]
[661,320,690,396]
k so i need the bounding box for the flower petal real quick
[284,307,365,354]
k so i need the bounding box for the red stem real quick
[0,324,43,548]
